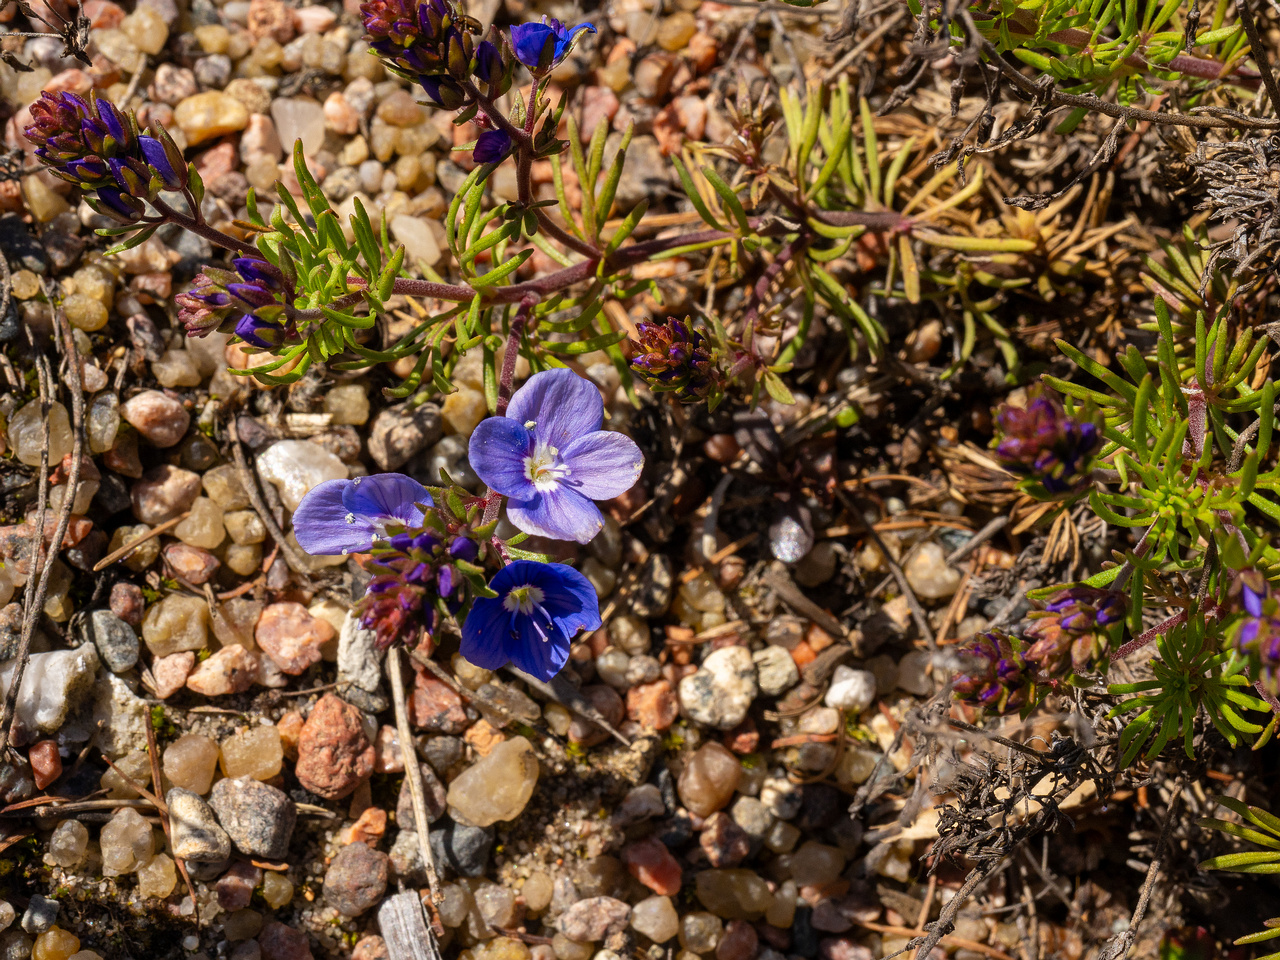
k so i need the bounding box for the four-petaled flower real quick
[461,560,600,681]
[469,368,643,544]
[292,473,431,556]
[509,16,595,72]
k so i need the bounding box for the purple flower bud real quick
[473,128,512,164]
[235,313,285,349]
[992,388,1100,495]
[138,133,186,190]
[952,630,1029,713]
[449,537,478,562]
[630,317,720,401]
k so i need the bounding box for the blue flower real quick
[473,128,512,164]
[468,368,643,544]
[292,473,432,556]
[509,16,595,72]
[461,559,600,681]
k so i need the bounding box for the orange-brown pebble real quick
[29,739,61,790]
[623,837,683,895]
[338,806,387,849]
[626,679,678,731]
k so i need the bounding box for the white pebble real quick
[824,665,877,713]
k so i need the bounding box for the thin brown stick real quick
[388,646,444,933]
[1095,778,1185,960]
[91,512,189,571]
[142,713,200,922]
[1235,0,1280,114]
[227,418,310,571]
[2,291,84,750]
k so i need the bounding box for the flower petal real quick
[506,368,603,451]
[469,417,536,499]
[291,479,377,555]
[459,595,515,671]
[505,612,571,681]
[509,21,555,68]
[507,485,603,544]
[560,429,643,500]
[341,472,431,528]
[529,561,602,635]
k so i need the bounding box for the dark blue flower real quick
[474,39,502,83]
[232,256,283,288]
[292,473,433,556]
[468,368,643,544]
[509,16,595,72]
[473,128,512,164]
[461,559,600,681]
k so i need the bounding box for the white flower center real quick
[524,440,570,491]
[504,584,545,614]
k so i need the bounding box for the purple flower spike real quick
[473,128,512,164]
[468,368,644,544]
[509,16,595,72]
[292,473,433,557]
[460,559,601,681]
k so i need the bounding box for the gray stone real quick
[677,645,757,730]
[428,817,493,878]
[322,841,388,917]
[752,645,799,697]
[730,795,775,841]
[19,895,57,934]
[395,765,445,832]
[193,54,231,88]
[208,776,296,859]
[556,897,631,942]
[90,672,150,758]
[388,829,427,884]
[183,857,232,881]
[336,611,386,708]
[167,787,232,862]
[86,610,140,673]
[367,402,442,471]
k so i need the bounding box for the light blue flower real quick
[468,368,643,544]
[291,473,431,556]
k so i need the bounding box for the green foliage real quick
[1200,797,1280,958]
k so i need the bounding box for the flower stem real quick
[498,296,536,415]
[152,196,258,256]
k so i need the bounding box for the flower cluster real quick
[292,369,641,680]
[361,0,503,109]
[1234,571,1280,696]
[629,318,721,403]
[359,0,593,163]
[951,630,1030,713]
[23,91,185,223]
[177,256,296,347]
[1024,585,1125,675]
[992,388,1101,495]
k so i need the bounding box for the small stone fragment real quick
[217,861,263,912]
[167,787,232,862]
[623,838,682,895]
[700,812,751,868]
[186,644,258,696]
[257,921,314,960]
[630,895,679,943]
[21,896,58,935]
[151,651,196,699]
[903,542,962,600]
[121,391,190,448]
[163,733,220,794]
[47,821,88,868]
[255,602,333,674]
[100,807,153,876]
[824,666,876,713]
[556,898,630,942]
[678,646,757,729]
[294,693,374,799]
[445,736,538,827]
[220,725,283,780]
[86,610,139,673]
[256,440,347,512]
[322,842,388,917]
[135,853,177,899]
[132,465,202,524]
[208,776,297,859]
[677,742,741,817]
[28,741,60,791]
